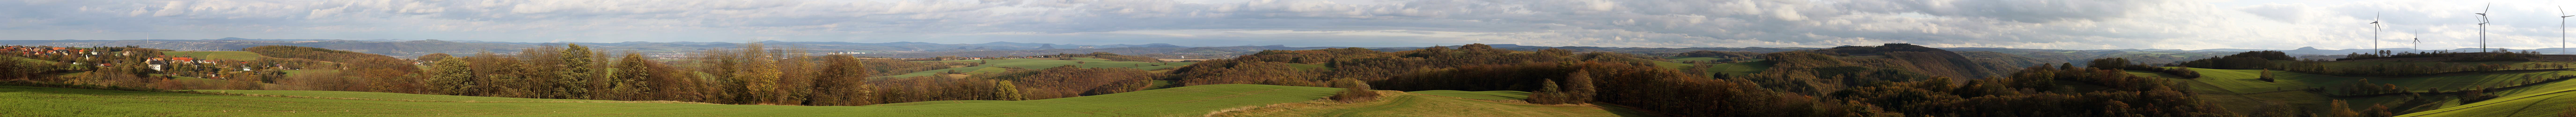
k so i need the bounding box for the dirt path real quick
[1323,95,1422,116]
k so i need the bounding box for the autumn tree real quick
[2329,99,2360,117]
[808,55,877,106]
[1562,70,1596,103]
[731,43,785,104]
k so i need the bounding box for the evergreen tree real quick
[558,44,595,99]
[429,57,477,95]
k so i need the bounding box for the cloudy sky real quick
[3,0,2574,50]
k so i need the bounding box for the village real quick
[2,45,281,81]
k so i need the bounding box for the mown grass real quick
[3,84,1350,116]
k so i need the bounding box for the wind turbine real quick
[2477,3,2493,52]
[2372,12,2382,55]
[2564,6,2574,55]
[2416,30,2423,51]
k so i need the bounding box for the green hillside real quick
[2128,65,2576,115]
[2136,67,2574,94]
[2396,89,2576,117]
[2,84,1362,116]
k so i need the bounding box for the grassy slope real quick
[1207,90,1643,117]
[2131,64,2576,115]
[873,58,1194,79]
[2139,67,2573,94]
[2396,89,2576,117]
[160,51,267,61]
[3,84,1345,116]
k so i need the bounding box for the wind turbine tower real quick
[2477,3,2493,52]
[2371,13,2382,55]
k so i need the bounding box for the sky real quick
[3,0,2576,50]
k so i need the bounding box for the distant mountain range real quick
[4,38,2566,63]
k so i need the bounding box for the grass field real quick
[160,51,268,61]
[2396,89,2576,117]
[863,100,1009,106]
[874,58,1195,79]
[3,84,1359,116]
[2317,61,2576,71]
[2131,66,2576,115]
[1206,90,1644,117]
[2133,67,2576,94]
[1407,90,1533,100]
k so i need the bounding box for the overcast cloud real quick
[4,0,2574,50]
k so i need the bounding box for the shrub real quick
[1327,78,1378,103]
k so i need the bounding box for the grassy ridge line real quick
[3,84,1343,116]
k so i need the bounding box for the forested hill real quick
[1803,43,2033,79]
